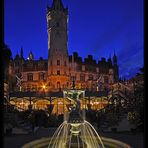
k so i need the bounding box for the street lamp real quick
[42,85,46,89]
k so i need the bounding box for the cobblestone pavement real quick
[3,127,144,148]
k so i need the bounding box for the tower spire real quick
[113,49,117,64]
[20,47,23,58]
[51,0,64,11]
[29,51,34,60]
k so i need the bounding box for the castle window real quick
[57,82,60,89]
[80,74,85,82]
[57,60,60,65]
[71,76,76,81]
[96,68,99,73]
[77,65,82,71]
[64,61,67,66]
[39,72,44,80]
[82,65,85,71]
[50,61,52,66]
[57,70,60,75]
[27,73,33,81]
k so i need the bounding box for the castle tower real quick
[47,0,69,91]
[28,51,34,60]
[113,51,119,82]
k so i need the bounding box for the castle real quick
[12,0,119,93]
[7,0,119,113]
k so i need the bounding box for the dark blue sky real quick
[4,0,144,79]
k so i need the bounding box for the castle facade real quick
[12,0,119,93]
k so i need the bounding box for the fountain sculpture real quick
[48,81,105,148]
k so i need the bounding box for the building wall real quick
[11,0,118,92]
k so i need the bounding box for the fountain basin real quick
[22,136,131,148]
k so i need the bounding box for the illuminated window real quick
[57,60,60,65]
[57,82,60,88]
[27,73,33,81]
[82,65,85,71]
[57,70,60,75]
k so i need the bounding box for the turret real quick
[28,51,34,60]
[20,47,24,59]
[112,50,119,82]
[113,52,117,65]
[46,0,69,90]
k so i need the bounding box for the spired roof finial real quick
[113,49,117,56]
[20,47,23,58]
[28,51,34,60]
[51,0,64,11]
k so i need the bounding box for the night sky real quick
[4,0,144,79]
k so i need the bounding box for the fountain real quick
[22,81,131,148]
[48,87,105,148]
